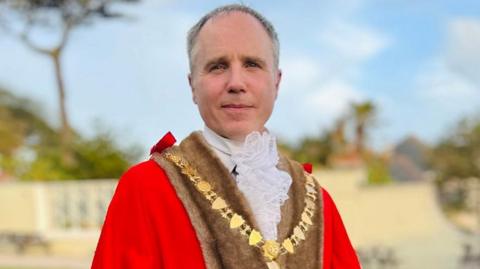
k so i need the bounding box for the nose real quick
[226,64,246,94]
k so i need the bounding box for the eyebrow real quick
[202,55,268,71]
[203,56,228,71]
[242,56,267,67]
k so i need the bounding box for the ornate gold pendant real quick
[262,240,281,261]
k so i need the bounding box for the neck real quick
[209,127,269,143]
[203,126,242,153]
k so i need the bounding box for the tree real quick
[351,101,376,155]
[0,88,57,157]
[293,132,333,166]
[0,0,139,166]
[365,154,393,185]
[430,116,480,212]
[331,116,347,154]
[0,88,141,180]
[431,117,480,181]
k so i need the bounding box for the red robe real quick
[92,134,360,268]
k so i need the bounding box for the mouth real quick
[221,104,254,109]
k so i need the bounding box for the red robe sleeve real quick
[91,160,206,269]
[322,189,361,269]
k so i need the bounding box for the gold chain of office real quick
[163,151,318,269]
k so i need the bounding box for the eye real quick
[245,61,260,68]
[209,63,227,72]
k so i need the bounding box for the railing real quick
[46,180,116,231]
[0,179,117,235]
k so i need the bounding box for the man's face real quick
[189,11,281,141]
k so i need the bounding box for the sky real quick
[0,0,479,155]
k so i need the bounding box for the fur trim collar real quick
[151,132,324,269]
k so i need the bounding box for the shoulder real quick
[321,188,334,206]
[116,159,171,192]
[123,159,166,178]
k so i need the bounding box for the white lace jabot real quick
[202,126,292,240]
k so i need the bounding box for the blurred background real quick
[0,0,479,268]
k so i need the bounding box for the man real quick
[91,4,360,269]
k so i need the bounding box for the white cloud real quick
[445,17,480,87]
[306,80,364,119]
[280,56,325,93]
[279,19,390,113]
[317,20,391,63]
[417,17,480,113]
[418,61,480,110]
[270,78,366,142]
[272,16,390,141]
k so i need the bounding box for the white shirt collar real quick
[202,125,242,173]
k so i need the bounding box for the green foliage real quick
[429,115,480,211]
[17,132,142,181]
[0,106,26,156]
[351,101,376,125]
[20,154,74,181]
[281,132,333,167]
[0,90,55,156]
[366,155,393,185]
[431,116,480,181]
[69,131,141,179]
[0,88,142,181]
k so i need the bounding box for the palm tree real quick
[331,116,348,154]
[351,101,376,155]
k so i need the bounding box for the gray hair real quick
[187,4,280,72]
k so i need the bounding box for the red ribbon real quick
[150,131,176,154]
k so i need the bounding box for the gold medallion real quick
[306,192,316,201]
[282,238,294,254]
[262,240,280,261]
[212,197,227,209]
[230,213,245,228]
[294,227,305,240]
[306,199,315,209]
[301,212,313,225]
[249,229,262,246]
[182,166,195,177]
[196,181,212,192]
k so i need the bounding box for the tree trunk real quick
[356,123,364,155]
[51,48,74,167]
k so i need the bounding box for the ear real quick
[274,69,282,99]
[188,73,197,104]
